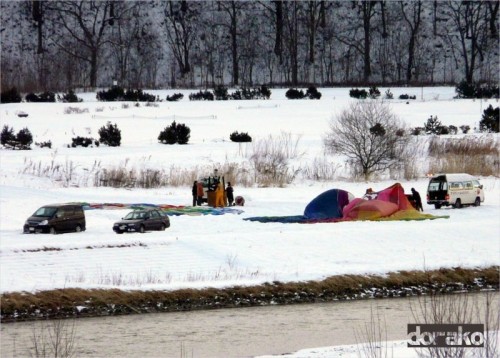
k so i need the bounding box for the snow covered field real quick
[1,87,499,357]
[0,87,499,295]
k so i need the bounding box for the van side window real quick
[451,182,463,189]
[465,181,473,189]
[473,180,481,188]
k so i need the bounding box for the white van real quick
[426,173,484,209]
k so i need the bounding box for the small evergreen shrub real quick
[455,80,476,98]
[96,86,125,101]
[448,125,458,135]
[369,86,381,99]
[411,127,423,136]
[229,86,272,100]
[230,131,252,142]
[158,121,191,145]
[460,125,471,134]
[349,88,368,99]
[166,93,184,102]
[36,140,52,148]
[1,125,33,149]
[385,89,394,99]
[58,90,82,103]
[25,91,56,102]
[455,81,499,99]
[123,89,156,102]
[98,122,121,147]
[0,87,22,103]
[306,86,322,99]
[71,136,97,148]
[399,94,416,100]
[424,115,443,135]
[1,125,15,146]
[189,90,214,101]
[479,105,499,133]
[214,85,229,100]
[286,88,305,99]
[260,85,272,99]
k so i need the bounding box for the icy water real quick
[1,292,497,358]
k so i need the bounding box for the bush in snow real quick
[230,131,252,142]
[460,125,471,134]
[424,115,446,135]
[479,105,499,133]
[214,85,229,100]
[96,86,124,101]
[285,88,305,100]
[98,122,121,147]
[349,88,368,99]
[166,93,184,102]
[35,140,52,149]
[448,125,458,135]
[189,90,214,101]
[306,86,322,99]
[58,90,82,103]
[158,121,190,145]
[1,125,33,149]
[455,80,499,99]
[399,94,416,100]
[71,136,98,148]
[25,91,56,102]
[230,86,272,100]
[0,87,22,103]
[368,86,381,99]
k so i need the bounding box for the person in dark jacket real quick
[226,182,234,206]
[192,181,198,206]
[411,187,423,211]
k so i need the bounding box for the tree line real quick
[0,0,498,92]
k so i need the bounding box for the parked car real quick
[113,209,170,234]
[23,203,86,234]
[426,173,485,209]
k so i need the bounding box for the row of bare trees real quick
[0,1,498,92]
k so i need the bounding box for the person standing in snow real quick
[411,188,423,211]
[197,181,204,206]
[192,181,198,206]
[226,182,234,206]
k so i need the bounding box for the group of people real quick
[363,187,423,211]
[191,180,234,207]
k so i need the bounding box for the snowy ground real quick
[1,87,499,356]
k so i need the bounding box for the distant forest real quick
[1,1,498,92]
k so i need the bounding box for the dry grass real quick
[1,266,497,322]
[428,136,500,177]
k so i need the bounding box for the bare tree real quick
[446,1,490,83]
[324,101,409,180]
[162,1,200,86]
[47,1,118,88]
[400,1,424,83]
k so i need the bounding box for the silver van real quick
[23,204,86,234]
[426,173,484,209]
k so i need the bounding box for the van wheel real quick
[434,204,441,209]
[139,225,145,234]
[49,227,57,235]
[160,224,166,231]
[474,197,481,207]
[453,199,462,209]
[75,225,82,233]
